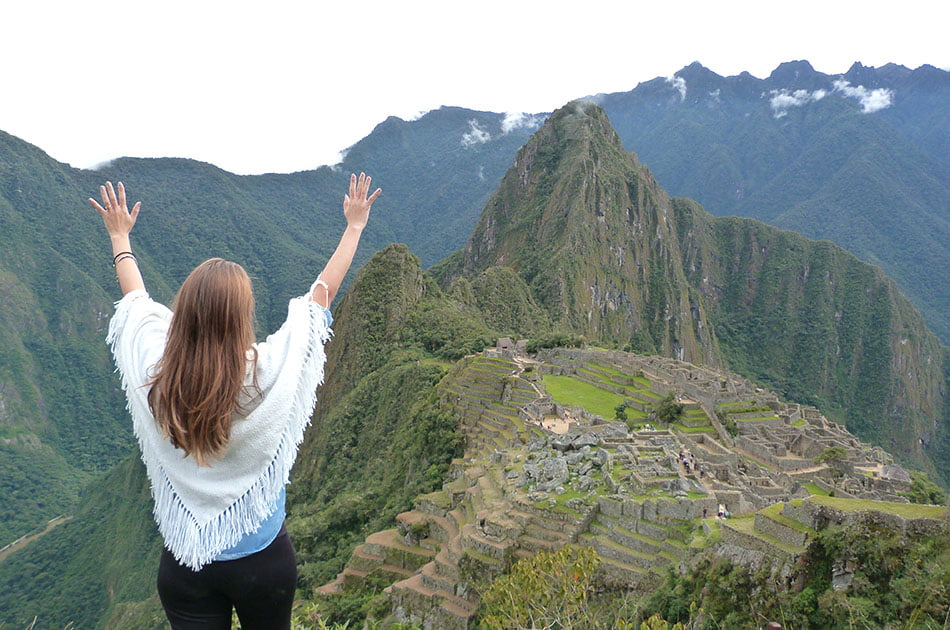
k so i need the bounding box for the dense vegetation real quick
[643,518,949,629]
[0,455,161,628]
[0,444,87,544]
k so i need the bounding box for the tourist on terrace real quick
[92,175,380,630]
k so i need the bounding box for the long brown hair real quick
[148,258,258,466]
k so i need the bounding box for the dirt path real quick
[0,515,73,564]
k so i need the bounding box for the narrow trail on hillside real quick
[0,515,73,564]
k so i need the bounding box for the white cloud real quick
[461,119,491,147]
[90,158,116,171]
[832,80,894,113]
[666,74,687,101]
[405,109,432,122]
[769,88,827,118]
[501,111,543,134]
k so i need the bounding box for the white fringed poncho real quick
[107,289,331,570]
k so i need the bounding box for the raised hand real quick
[343,172,381,230]
[89,181,141,238]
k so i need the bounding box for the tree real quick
[614,402,629,422]
[901,471,948,505]
[655,393,684,425]
[477,545,600,629]
[814,446,850,488]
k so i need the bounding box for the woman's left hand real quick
[343,172,381,231]
[89,181,141,238]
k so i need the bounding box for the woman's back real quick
[94,173,380,629]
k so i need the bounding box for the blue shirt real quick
[214,488,286,561]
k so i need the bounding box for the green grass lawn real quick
[542,374,626,419]
[802,482,830,496]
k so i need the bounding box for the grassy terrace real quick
[542,374,627,419]
[802,482,830,496]
[725,516,805,554]
[581,364,658,397]
[585,361,652,389]
[760,503,816,535]
[807,495,949,519]
[585,361,628,379]
[672,423,716,434]
[532,487,589,516]
[716,400,767,410]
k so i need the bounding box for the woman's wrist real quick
[110,233,132,251]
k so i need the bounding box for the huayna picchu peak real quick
[436,101,719,366]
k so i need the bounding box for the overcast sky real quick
[2,0,946,175]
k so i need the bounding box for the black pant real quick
[157,525,297,629]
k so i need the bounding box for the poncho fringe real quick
[107,293,331,570]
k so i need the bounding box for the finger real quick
[368,188,382,203]
[88,198,107,216]
[106,181,118,207]
[99,185,110,208]
[130,201,141,223]
[343,193,351,210]
[117,182,127,209]
[361,173,370,197]
[349,173,357,198]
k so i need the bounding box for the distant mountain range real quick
[592,60,950,344]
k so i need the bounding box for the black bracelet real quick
[114,253,137,267]
[113,251,134,266]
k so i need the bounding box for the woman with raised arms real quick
[91,174,380,629]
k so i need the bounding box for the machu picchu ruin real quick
[316,342,947,629]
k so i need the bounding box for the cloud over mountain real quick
[769,88,827,117]
[665,74,686,101]
[833,80,895,112]
[461,119,491,146]
[501,111,543,134]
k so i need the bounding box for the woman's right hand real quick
[89,181,141,238]
[343,172,381,230]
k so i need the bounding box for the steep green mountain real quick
[332,107,543,266]
[594,61,950,343]
[435,102,947,479]
[434,103,719,365]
